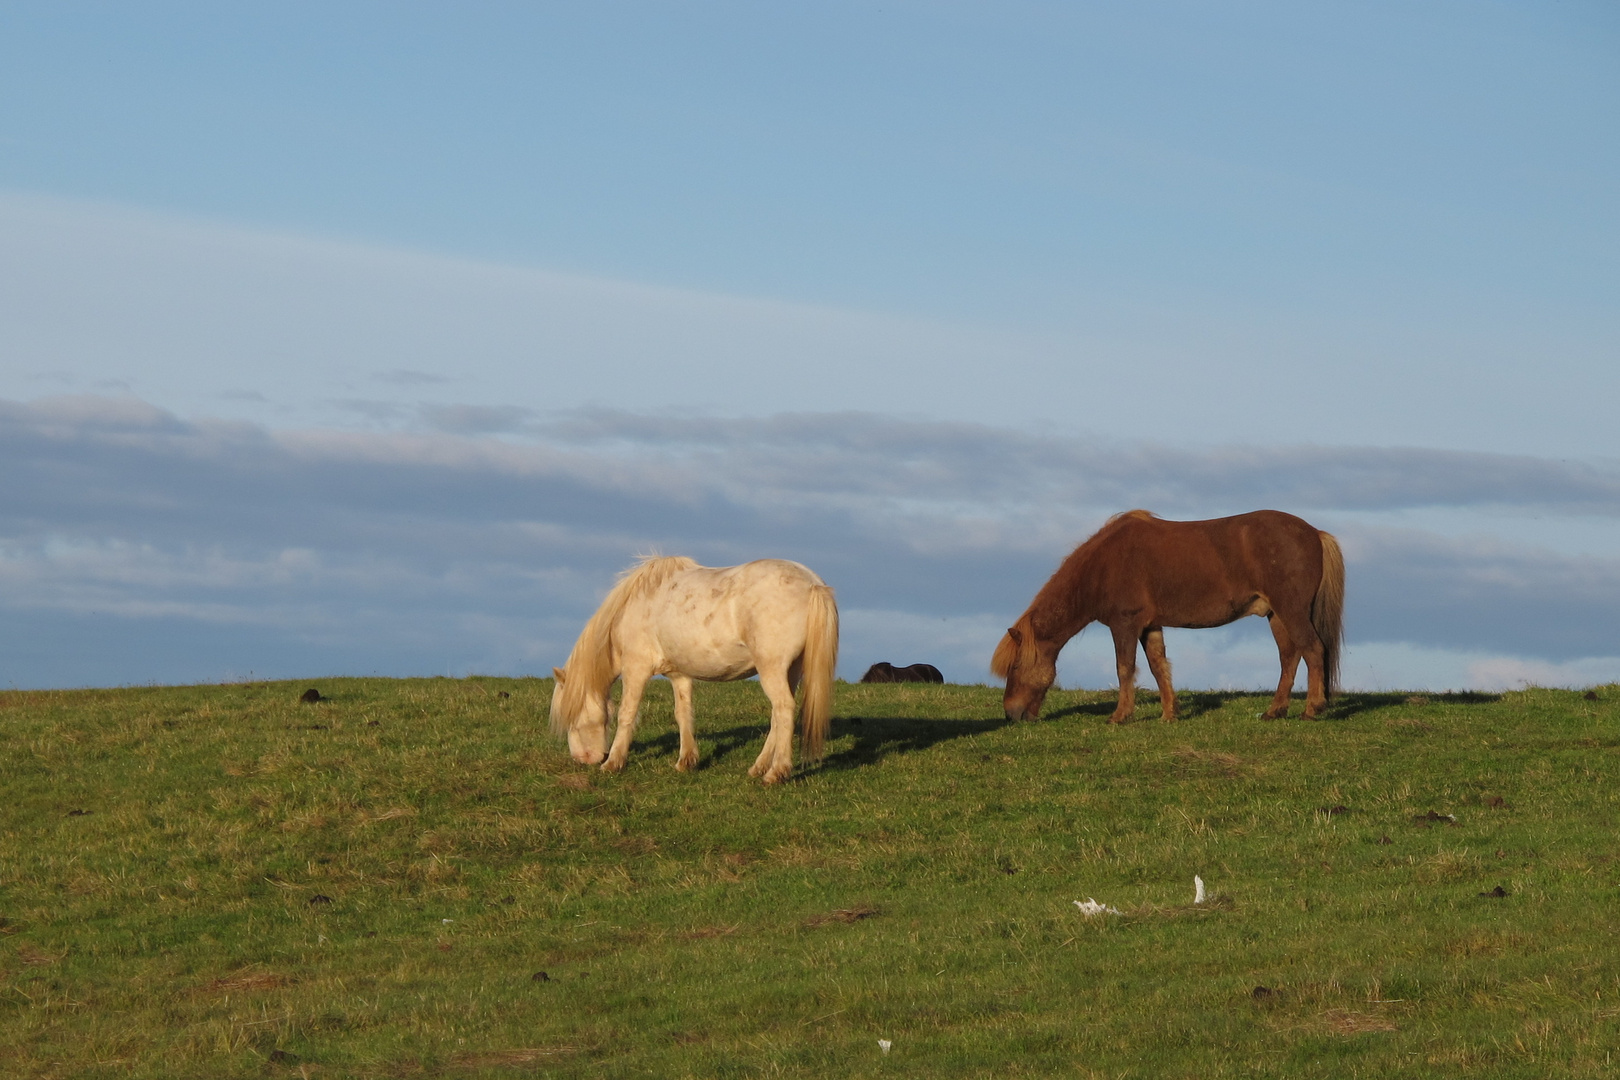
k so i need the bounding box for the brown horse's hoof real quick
[760,764,791,785]
[675,755,698,772]
[1262,709,1287,720]
[1107,714,1132,725]
[1159,713,1179,723]
[600,757,626,773]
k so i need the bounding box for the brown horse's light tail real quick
[1313,531,1346,697]
[798,584,839,761]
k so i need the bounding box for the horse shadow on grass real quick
[628,712,1013,777]
[815,713,1013,774]
[1040,688,1505,724]
[626,689,1505,775]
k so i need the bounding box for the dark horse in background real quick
[992,510,1344,723]
[860,662,945,684]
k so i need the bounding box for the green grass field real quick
[2,676,1618,1077]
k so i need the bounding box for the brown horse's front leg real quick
[1140,627,1177,721]
[1108,624,1140,723]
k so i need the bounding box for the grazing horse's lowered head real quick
[549,666,612,765]
[991,618,1060,720]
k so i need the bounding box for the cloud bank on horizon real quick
[2,393,1617,692]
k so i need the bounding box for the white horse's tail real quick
[550,555,698,736]
[798,584,839,761]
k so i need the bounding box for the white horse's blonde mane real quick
[550,555,699,733]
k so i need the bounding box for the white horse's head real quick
[550,667,609,765]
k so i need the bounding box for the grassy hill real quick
[1,677,1617,1077]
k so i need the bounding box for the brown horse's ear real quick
[552,667,567,682]
[1007,627,1022,645]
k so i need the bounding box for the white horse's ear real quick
[552,667,567,682]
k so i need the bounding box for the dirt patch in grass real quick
[804,905,881,928]
[612,835,659,855]
[203,970,294,994]
[1171,747,1249,779]
[449,1046,584,1069]
[12,943,61,966]
[1319,1009,1398,1035]
[1444,929,1528,958]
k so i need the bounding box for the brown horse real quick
[992,510,1344,723]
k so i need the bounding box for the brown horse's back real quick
[1087,510,1324,630]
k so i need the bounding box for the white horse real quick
[549,556,839,784]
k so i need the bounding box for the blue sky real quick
[1,3,1618,690]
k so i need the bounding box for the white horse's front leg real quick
[603,671,650,773]
[749,669,798,784]
[670,674,698,772]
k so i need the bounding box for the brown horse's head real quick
[992,618,1057,721]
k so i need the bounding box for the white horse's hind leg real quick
[603,669,651,773]
[749,667,799,784]
[671,674,699,772]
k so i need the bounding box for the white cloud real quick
[6,190,1620,458]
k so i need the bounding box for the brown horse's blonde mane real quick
[990,615,1032,679]
[550,555,700,734]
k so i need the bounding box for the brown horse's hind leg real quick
[1108,623,1140,723]
[1263,615,1302,720]
[1140,627,1177,721]
[671,674,698,772]
[1299,628,1329,719]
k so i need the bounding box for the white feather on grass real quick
[1074,898,1121,916]
[1194,876,1206,904]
